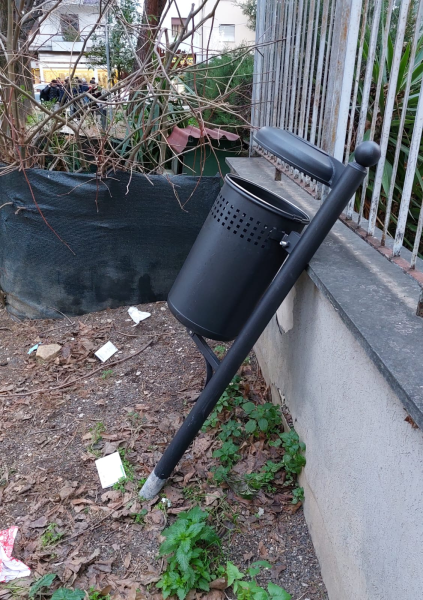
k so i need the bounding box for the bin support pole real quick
[140,151,379,499]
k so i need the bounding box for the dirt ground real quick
[0,302,328,600]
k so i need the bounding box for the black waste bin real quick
[168,174,310,341]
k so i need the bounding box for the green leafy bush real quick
[156,507,221,599]
[242,402,282,435]
[227,561,291,600]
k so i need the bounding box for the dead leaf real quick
[192,435,213,456]
[71,498,95,506]
[163,485,184,505]
[103,441,122,455]
[29,516,48,528]
[202,591,224,600]
[168,506,192,514]
[183,471,195,485]
[138,571,161,585]
[284,501,302,514]
[209,578,228,590]
[101,490,121,503]
[258,541,269,558]
[59,485,74,501]
[124,552,131,569]
[243,552,254,561]
[271,563,287,578]
[205,489,224,506]
[150,510,165,525]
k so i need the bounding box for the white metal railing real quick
[252,0,423,283]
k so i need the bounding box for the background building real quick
[30,0,107,85]
[161,0,255,63]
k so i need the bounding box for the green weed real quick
[242,402,282,436]
[211,465,231,485]
[156,506,221,599]
[137,477,147,490]
[29,574,86,600]
[51,590,85,600]
[182,484,206,504]
[118,447,135,481]
[203,376,244,430]
[280,430,306,482]
[212,440,240,467]
[244,461,284,494]
[292,486,304,504]
[88,587,111,600]
[113,477,127,494]
[214,345,227,359]
[132,509,148,525]
[88,421,105,456]
[40,524,64,547]
[226,561,291,600]
[218,419,243,442]
[29,574,56,598]
[101,369,114,380]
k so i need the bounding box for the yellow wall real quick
[39,68,107,85]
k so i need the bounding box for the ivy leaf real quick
[226,561,244,586]
[51,589,85,600]
[267,582,292,600]
[245,420,257,434]
[29,574,57,598]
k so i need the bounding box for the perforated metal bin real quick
[167,174,310,341]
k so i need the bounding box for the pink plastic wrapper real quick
[0,526,31,582]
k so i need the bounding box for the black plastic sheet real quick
[0,168,219,319]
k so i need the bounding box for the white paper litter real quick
[0,526,31,583]
[95,452,126,488]
[95,341,118,362]
[128,306,151,325]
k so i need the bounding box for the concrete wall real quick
[256,274,423,599]
[227,156,423,600]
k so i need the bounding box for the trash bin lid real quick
[254,127,345,187]
[226,175,310,224]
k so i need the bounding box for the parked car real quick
[34,83,46,103]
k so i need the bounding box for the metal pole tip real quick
[354,141,381,168]
[139,471,167,499]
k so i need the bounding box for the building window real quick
[219,24,235,42]
[171,18,186,38]
[60,14,80,42]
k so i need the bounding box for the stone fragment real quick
[36,344,61,362]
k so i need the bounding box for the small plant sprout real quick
[113,477,127,494]
[101,369,114,380]
[40,523,64,547]
[214,345,227,359]
[292,486,305,504]
[226,561,291,600]
[132,509,148,525]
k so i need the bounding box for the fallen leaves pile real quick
[0,302,327,600]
